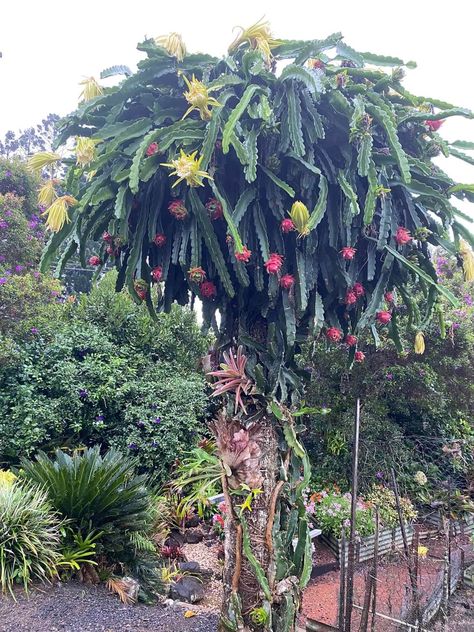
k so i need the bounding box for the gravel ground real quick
[0,582,218,632]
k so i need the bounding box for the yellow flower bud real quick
[155,32,186,62]
[28,152,61,174]
[161,149,212,188]
[78,77,103,102]
[0,470,16,487]
[228,18,281,63]
[37,179,58,208]
[75,137,100,167]
[414,331,425,355]
[459,239,474,282]
[289,201,310,236]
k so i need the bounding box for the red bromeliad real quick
[206,197,224,220]
[280,218,295,233]
[326,327,343,343]
[340,246,357,260]
[265,253,284,275]
[153,233,167,247]
[200,280,217,298]
[208,346,254,414]
[395,226,412,245]
[168,199,188,220]
[89,255,101,266]
[376,310,392,325]
[280,273,295,289]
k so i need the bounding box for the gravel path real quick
[0,582,218,632]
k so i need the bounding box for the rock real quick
[178,561,201,573]
[165,530,185,548]
[120,577,140,603]
[185,529,204,544]
[170,577,205,604]
[185,515,200,528]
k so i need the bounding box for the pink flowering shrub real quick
[310,489,375,538]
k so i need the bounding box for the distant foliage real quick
[0,272,209,481]
[0,114,60,159]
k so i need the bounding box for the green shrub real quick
[0,481,61,595]
[0,158,38,214]
[0,192,44,271]
[310,490,375,539]
[20,448,153,562]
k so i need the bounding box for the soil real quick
[181,540,224,612]
[0,582,218,632]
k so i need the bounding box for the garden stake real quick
[370,509,380,632]
[344,398,360,632]
[338,528,347,631]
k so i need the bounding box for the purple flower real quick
[343,518,351,528]
[0,255,5,262]
[463,294,473,307]
[96,414,104,421]
[453,322,461,330]
[28,220,39,229]
[4,170,12,177]
[153,417,161,424]
[385,373,393,380]
[376,471,384,480]
[136,420,145,428]
[0,220,9,229]
[0,277,7,285]
[151,440,158,447]
[15,265,24,273]
[78,389,88,399]
[5,210,12,217]
[128,442,138,450]
[33,271,40,278]
[30,327,39,334]
[51,290,60,297]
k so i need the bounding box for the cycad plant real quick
[32,19,474,631]
[0,481,61,596]
[20,447,154,571]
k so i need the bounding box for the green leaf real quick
[240,516,272,601]
[363,160,378,225]
[270,401,283,420]
[357,254,394,331]
[336,41,364,67]
[188,189,235,297]
[282,291,296,347]
[360,51,416,68]
[307,176,328,228]
[259,165,295,198]
[385,245,459,307]
[200,110,221,172]
[286,84,305,156]
[450,147,474,167]
[448,183,474,194]
[100,64,132,79]
[357,134,373,177]
[338,171,360,217]
[450,140,474,151]
[232,187,256,226]
[366,103,411,183]
[299,527,313,588]
[253,204,270,262]
[400,108,473,124]
[280,64,320,94]
[222,84,262,153]
[210,182,243,252]
[243,128,258,183]
[283,424,305,459]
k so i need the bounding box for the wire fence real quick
[305,400,474,632]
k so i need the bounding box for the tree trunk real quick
[213,410,311,631]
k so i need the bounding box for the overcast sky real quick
[1,0,473,196]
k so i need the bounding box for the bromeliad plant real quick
[34,18,474,631]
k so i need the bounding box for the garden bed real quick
[321,523,414,565]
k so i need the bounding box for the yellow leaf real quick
[184,610,197,618]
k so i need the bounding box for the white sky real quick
[1,0,474,195]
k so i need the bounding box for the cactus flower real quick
[188,267,207,284]
[146,142,159,157]
[345,290,357,305]
[200,280,217,298]
[353,283,365,297]
[151,266,163,282]
[75,136,100,167]
[161,150,212,188]
[182,75,220,121]
[89,255,101,266]
[345,334,358,347]
[168,199,188,220]
[228,18,281,63]
[395,227,412,245]
[460,239,474,281]
[79,76,103,102]
[425,119,443,132]
[153,233,167,247]
[354,350,365,363]
[41,195,77,232]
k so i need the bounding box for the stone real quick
[185,515,200,528]
[184,529,204,544]
[177,561,200,573]
[170,577,205,604]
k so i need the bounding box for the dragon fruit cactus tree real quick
[32,19,474,631]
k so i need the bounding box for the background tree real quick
[34,21,474,631]
[0,114,60,158]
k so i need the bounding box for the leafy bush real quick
[21,448,153,562]
[365,484,417,528]
[0,157,38,213]
[0,192,44,271]
[309,490,375,538]
[0,481,61,595]
[0,272,209,481]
